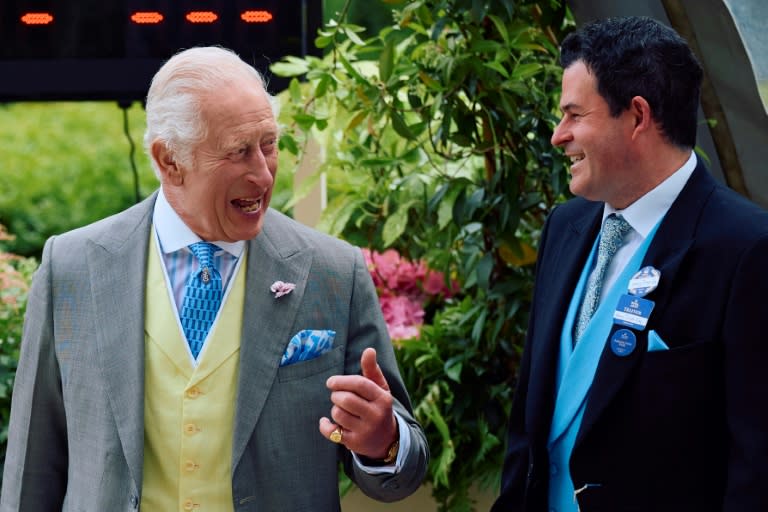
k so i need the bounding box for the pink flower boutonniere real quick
[270,280,296,299]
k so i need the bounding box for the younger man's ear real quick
[151,140,183,186]
[629,95,653,135]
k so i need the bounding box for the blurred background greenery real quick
[0,102,151,258]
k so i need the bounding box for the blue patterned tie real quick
[574,214,632,343]
[180,242,223,358]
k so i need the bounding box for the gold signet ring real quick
[330,427,343,444]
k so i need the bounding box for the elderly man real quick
[1,46,428,511]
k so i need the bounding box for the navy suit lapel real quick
[527,202,602,442]
[577,163,715,443]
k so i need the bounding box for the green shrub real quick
[0,225,37,476]
[0,102,155,258]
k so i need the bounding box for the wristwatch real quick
[382,436,400,464]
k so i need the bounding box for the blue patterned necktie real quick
[574,214,632,343]
[180,242,223,358]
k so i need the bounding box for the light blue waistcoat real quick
[547,221,661,511]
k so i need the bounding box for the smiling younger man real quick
[1,46,428,511]
[492,17,768,512]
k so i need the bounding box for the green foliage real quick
[324,0,396,36]
[0,102,155,258]
[273,0,573,508]
[0,225,37,476]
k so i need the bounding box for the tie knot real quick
[188,242,220,270]
[601,214,631,253]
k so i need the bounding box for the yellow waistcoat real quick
[141,240,246,511]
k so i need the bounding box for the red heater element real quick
[20,12,54,25]
[1,0,322,101]
[130,11,164,24]
[185,11,218,24]
[241,10,273,23]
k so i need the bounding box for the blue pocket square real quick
[280,329,336,366]
[647,330,669,352]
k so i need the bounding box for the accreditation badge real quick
[627,266,660,297]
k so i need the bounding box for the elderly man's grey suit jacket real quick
[1,191,428,511]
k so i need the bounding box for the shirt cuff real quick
[352,412,411,475]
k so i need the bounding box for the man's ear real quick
[151,140,183,186]
[629,96,654,139]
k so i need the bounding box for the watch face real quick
[384,439,399,463]
[0,1,321,100]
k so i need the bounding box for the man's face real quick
[551,61,638,208]
[169,81,279,242]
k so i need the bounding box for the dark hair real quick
[559,16,703,148]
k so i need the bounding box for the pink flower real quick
[380,295,424,342]
[362,247,458,342]
[270,280,296,298]
[423,269,459,298]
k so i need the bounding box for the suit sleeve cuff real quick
[352,413,411,475]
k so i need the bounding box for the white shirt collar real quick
[152,187,245,258]
[604,151,697,237]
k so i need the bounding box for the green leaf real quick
[288,78,303,104]
[315,34,333,49]
[293,113,316,131]
[338,54,367,85]
[511,62,543,81]
[380,38,395,83]
[470,40,502,54]
[444,357,463,383]
[461,222,484,235]
[382,204,410,247]
[359,157,397,167]
[431,16,449,41]
[484,60,510,78]
[465,189,485,218]
[316,196,361,237]
[270,57,309,77]
[476,252,493,290]
[390,110,415,140]
[471,307,488,342]
[346,111,367,132]
[488,14,510,44]
[314,74,330,99]
[278,134,298,155]
[437,185,461,229]
[342,26,366,46]
[418,70,441,90]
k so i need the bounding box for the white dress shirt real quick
[597,151,697,306]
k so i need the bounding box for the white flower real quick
[270,280,296,299]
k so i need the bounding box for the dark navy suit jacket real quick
[492,161,768,511]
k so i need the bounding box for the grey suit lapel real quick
[87,193,156,493]
[232,212,314,472]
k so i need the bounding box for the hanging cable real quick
[119,100,141,203]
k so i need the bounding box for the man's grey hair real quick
[143,46,279,178]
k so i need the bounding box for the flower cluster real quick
[0,225,29,308]
[362,248,457,342]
